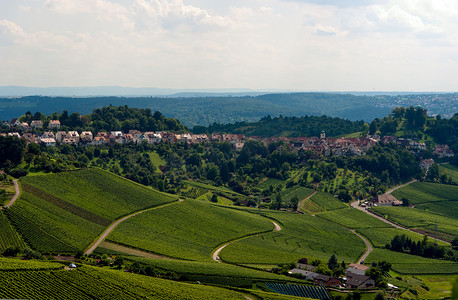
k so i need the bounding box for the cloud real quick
[281,0,385,8]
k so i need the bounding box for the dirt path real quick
[100,241,172,259]
[297,190,317,213]
[1,179,20,210]
[84,200,182,255]
[212,221,281,263]
[385,179,417,195]
[350,230,373,264]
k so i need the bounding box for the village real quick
[2,118,454,162]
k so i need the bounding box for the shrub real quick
[9,168,28,178]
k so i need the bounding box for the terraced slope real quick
[107,199,273,261]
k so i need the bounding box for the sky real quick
[1,0,458,91]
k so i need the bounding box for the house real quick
[234,142,244,151]
[8,132,21,138]
[346,263,369,276]
[30,120,43,128]
[20,122,31,131]
[80,131,93,143]
[419,159,434,170]
[314,274,340,287]
[346,274,375,289]
[62,137,79,145]
[288,269,319,281]
[55,131,68,142]
[68,131,80,142]
[10,118,21,126]
[48,120,61,129]
[372,194,402,206]
[40,138,56,147]
[434,144,454,158]
[92,136,108,146]
[42,132,55,139]
[296,263,316,272]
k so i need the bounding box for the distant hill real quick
[0,92,456,127]
[193,115,366,138]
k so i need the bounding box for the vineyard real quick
[219,211,364,264]
[364,249,458,274]
[21,168,177,220]
[265,282,331,300]
[0,266,255,299]
[281,186,315,203]
[371,206,458,239]
[308,192,348,211]
[317,208,391,229]
[123,256,303,287]
[8,191,103,253]
[107,199,273,261]
[0,257,63,271]
[439,163,458,183]
[0,210,25,251]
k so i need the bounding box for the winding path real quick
[1,179,20,210]
[212,221,281,263]
[297,190,317,213]
[84,200,182,255]
[351,230,373,264]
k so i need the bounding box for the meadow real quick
[219,210,365,265]
[308,192,348,211]
[281,186,315,202]
[107,199,273,261]
[21,168,177,220]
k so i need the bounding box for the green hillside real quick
[439,164,458,183]
[8,168,178,253]
[220,211,365,264]
[107,199,273,261]
[0,261,257,299]
[0,210,25,251]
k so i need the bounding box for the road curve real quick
[84,200,182,255]
[212,221,281,263]
[297,191,317,213]
[1,179,20,210]
[351,230,373,264]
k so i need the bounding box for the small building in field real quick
[314,274,340,287]
[372,194,402,206]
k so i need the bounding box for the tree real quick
[210,193,218,203]
[327,254,339,270]
[451,238,458,249]
[290,195,299,210]
[401,197,411,207]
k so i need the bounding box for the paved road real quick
[1,179,20,210]
[297,191,317,213]
[212,221,281,263]
[351,230,373,264]
[84,200,182,255]
[350,180,450,244]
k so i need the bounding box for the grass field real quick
[281,186,315,202]
[219,210,365,265]
[107,199,273,261]
[439,163,458,183]
[0,210,26,251]
[21,168,177,220]
[147,151,166,173]
[364,248,458,274]
[371,206,458,240]
[309,192,348,211]
[257,178,285,190]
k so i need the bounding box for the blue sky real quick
[1,0,458,91]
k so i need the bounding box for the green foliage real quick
[0,266,248,299]
[0,210,26,251]
[364,248,458,274]
[220,211,365,264]
[195,114,366,138]
[21,168,177,220]
[317,208,391,229]
[108,200,273,261]
[0,257,62,271]
[0,135,26,170]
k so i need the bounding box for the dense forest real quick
[193,115,366,137]
[1,92,455,127]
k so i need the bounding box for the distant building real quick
[48,120,61,129]
[30,120,43,128]
[320,130,326,139]
[372,194,402,206]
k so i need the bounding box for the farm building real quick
[372,194,402,206]
[346,263,369,276]
[288,269,319,281]
[345,274,375,289]
[314,275,340,287]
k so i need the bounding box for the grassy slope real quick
[439,163,458,183]
[107,199,273,261]
[220,210,365,264]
